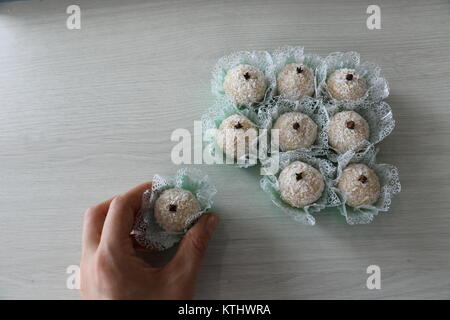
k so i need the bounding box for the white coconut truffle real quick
[223,64,267,105]
[215,114,258,159]
[337,163,380,207]
[154,188,201,232]
[327,111,369,154]
[273,112,318,151]
[326,68,367,101]
[279,161,325,208]
[277,64,315,100]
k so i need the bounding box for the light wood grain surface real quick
[1,0,450,299]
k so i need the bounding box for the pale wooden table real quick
[1,0,449,299]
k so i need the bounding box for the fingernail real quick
[206,214,218,234]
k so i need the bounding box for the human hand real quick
[80,182,219,299]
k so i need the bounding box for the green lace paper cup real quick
[211,50,275,109]
[317,51,389,105]
[132,168,217,251]
[260,151,341,225]
[324,100,395,162]
[334,145,401,225]
[202,97,266,168]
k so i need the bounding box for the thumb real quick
[165,213,219,280]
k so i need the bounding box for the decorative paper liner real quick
[260,151,340,225]
[201,97,266,168]
[132,168,217,251]
[317,51,389,105]
[272,45,323,99]
[258,97,329,162]
[324,100,395,162]
[211,50,276,109]
[334,145,401,225]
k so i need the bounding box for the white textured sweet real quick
[279,161,325,208]
[277,64,315,100]
[154,188,201,232]
[327,111,369,153]
[223,64,267,105]
[326,68,367,101]
[215,114,258,159]
[273,112,318,151]
[338,163,380,207]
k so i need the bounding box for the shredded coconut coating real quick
[154,188,201,232]
[215,114,258,159]
[273,112,318,151]
[327,110,369,154]
[338,163,380,207]
[223,64,267,105]
[277,64,315,100]
[326,68,367,101]
[279,161,325,208]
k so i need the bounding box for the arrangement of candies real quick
[133,46,401,250]
[203,46,400,226]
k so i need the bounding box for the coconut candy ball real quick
[215,114,258,159]
[223,64,267,105]
[279,161,325,208]
[337,163,381,207]
[327,110,369,154]
[326,68,367,101]
[154,188,201,232]
[277,64,315,100]
[273,112,318,151]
